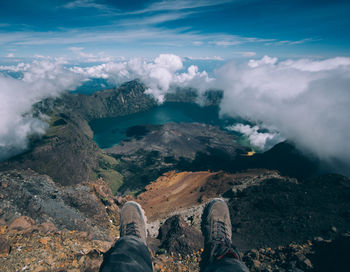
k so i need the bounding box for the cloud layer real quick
[1,54,350,176]
[70,54,212,102]
[226,123,283,151]
[0,59,82,160]
[216,56,350,170]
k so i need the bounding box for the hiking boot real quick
[120,201,147,244]
[202,198,240,263]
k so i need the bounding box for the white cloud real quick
[6,53,14,58]
[0,60,83,160]
[192,41,203,46]
[216,56,350,170]
[213,40,242,46]
[154,54,183,71]
[70,54,213,102]
[68,47,115,63]
[268,38,316,46]
[241,51,256,57]
[125,0,233,14]
[33,54,49,59]
[0,62,31,72]
[118,12,191,26]
[280,57,350,72]
[186,56,224,61]
[248,55,278,67]
[63,0,109,11]
[226,123,283,150]
[69,46,84,52]
[0,26,279,50]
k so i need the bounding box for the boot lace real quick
[210,221,239,261]
[213,220,228,242]
[125,222,140,237]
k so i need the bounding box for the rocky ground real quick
[0,170,121,271]
[0,170,120,240]
[1,168,350,271]
[140,170,350,272]
[0,222,113,272]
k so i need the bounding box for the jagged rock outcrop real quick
[157,215,204,256]
[0,169,122,271]
[228,173,350,251]
[0,170,119,240]
[241,233,350,272]
[63,80,157,121]
[0,222,114,271]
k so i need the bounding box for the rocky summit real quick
[0,81,349,271]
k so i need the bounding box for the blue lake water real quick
[90,102,244,149]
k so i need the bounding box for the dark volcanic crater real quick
[107,122,247,160]
[106,122,249,192]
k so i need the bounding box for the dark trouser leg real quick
[203,257,249,272]
[100,236,153,272]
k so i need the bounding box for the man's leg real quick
[201,198,249,272]
[100,201,153,272]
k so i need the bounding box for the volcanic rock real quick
[0,236,11,258]
[8,216,35,232]
[158,215,204,256]
[0,170,119,240]
[107,122,248,192]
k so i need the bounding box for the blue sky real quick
[0,0,349,60]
